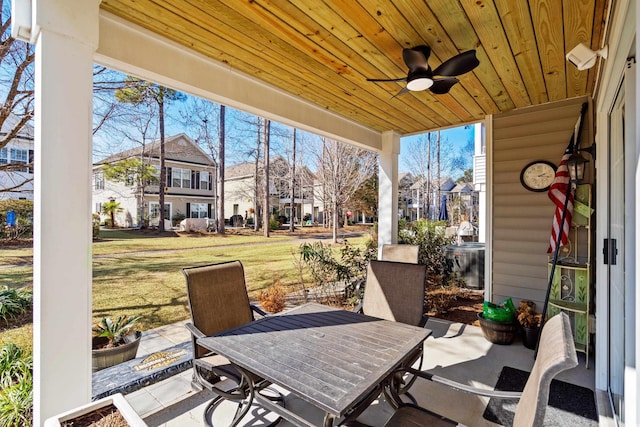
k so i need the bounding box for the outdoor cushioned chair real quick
[383,312,578,427]
[183,261,282,426]
[380,244,420,264]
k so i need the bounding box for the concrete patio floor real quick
[122,316,605,426]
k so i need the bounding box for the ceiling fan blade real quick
[432,50,479,76]
[391,87,410,99]
[366,77,406,82]
[429,77,459,95]
[402,46,430,71]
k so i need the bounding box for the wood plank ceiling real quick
[100,0,608,136]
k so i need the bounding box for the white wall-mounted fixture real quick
[566,43,608,71]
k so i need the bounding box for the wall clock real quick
[520,160,556,192]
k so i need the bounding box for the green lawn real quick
[0,227,373,352]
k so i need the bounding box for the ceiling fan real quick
[367,45,479,96]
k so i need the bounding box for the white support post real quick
[378,131,400,250]
[15,1,101,424]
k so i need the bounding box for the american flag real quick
[547,139,575,253]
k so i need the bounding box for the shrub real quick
[268,218,280,231]
[0,343,33,427]
[0,200,33,239]
[258,281,287,313]
[92,213,100,239]
[0,287,32,325]
[172,210,186,224]
[398,219,455,281]
[299,239,376,304]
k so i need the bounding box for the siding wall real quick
[491,96,593,307]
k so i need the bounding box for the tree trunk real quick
[263,119,270,237]
[254,120,261,232]
[158,96,166,232]
[332,199,338,244]
[217,105,226,234]
[436,130,441,219]
[290,128,296,232]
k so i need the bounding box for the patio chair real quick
[355,260,428,405]
[380,244,420,264]
[183,261,282,426]
[383,312,578,427]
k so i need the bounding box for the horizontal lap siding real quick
[491,97,592,308]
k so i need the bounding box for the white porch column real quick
[378,131,400,249]
[13,0,100,424]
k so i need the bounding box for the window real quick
[0,148,7,165]
[200,171,209,190]
[190,203,208,218]
[171,168,191,188]
[149,202,171,222]
[10,148,28,172]
[94,172,105,190]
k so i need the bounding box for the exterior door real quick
[607,71,626,426]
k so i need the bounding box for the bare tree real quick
[263,118,271,237]
[315,138,377,243]
[289,128,296,232]
[0,2,34,198]
[115,78,185,231]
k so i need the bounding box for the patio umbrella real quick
[438,195,449,221]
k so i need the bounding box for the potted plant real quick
[516,300,543,349]
[92,315,142,372]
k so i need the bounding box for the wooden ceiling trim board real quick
[213,0,440,131]
[287,0,454,127]
[417,0,516,113]
[256,0,450,132]
[458,0,531,108]
[400,0,500,117]
[102,1,397,131]
[563,0,596,98]
[529,0,568,102]
[177,1,428,132]
[323,0,474,124]
[586,0,608,95]
[494,0,549,105]
[144,0,414,132]
[393,0,501,115]
[357,0,485,120]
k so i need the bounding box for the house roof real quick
[100,1,607,136]
[95,134,214,166]
[450,182,473,193]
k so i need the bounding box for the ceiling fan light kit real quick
[406,75,433,91]
[366,45,480,96]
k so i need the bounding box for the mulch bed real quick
[60,404,129,427]
[425,285,484,326]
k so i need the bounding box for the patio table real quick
[197,302,431,427]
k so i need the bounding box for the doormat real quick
[482,366,598,426]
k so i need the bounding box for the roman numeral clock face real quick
[520,160,557,192]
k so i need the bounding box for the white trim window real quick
[149,202,171,224]
[200,171,209,190]
[0,148,7,165]
[94,171,105,190]
[171,167,191,188]
[190,203,208,218]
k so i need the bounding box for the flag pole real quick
[535,180,573,357]
[535,103,588,358]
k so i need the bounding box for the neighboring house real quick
[92,134,216,228]
[404,176,456,221]
[0,116,34,201]
[447,182,478,224]
[224,157,319,225]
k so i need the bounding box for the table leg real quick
[323,413,336,427]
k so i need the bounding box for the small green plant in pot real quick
[92,315,142,371]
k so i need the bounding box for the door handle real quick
[603,238,618,265]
